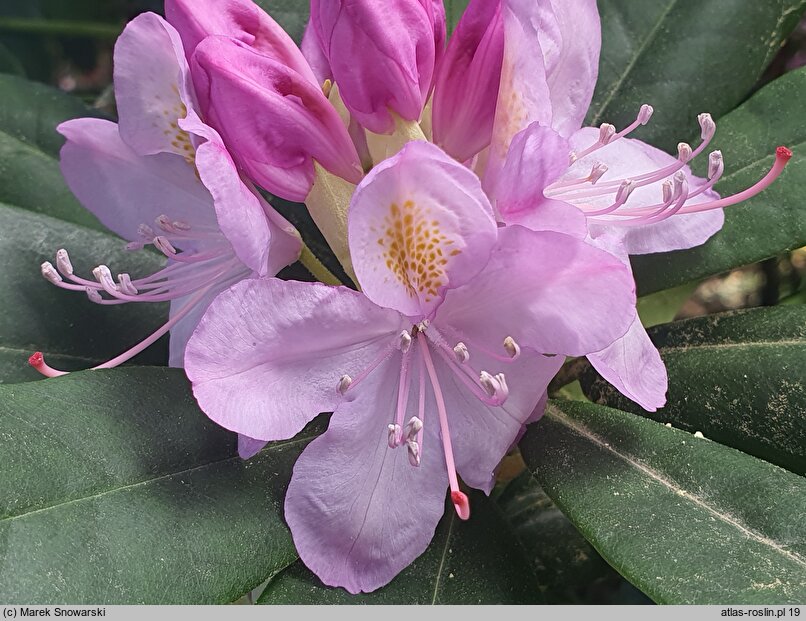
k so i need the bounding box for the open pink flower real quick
[31,13,301,382]
[185,140,637,593]
[465,0,793,411]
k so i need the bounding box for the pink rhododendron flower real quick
[185,141,637,593]
[31,12,301,379]
[466,0,792,411]
[307,0,446,134]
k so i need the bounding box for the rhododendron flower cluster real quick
[30,0,790,595]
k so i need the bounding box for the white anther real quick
[40,262,62,284]
[708,150,724,180]
[138,224,155,240]
[404,416,423,441]
[388,423,403,448]
[698,113,715,140]
[588,162,608,184]
[153,236,177,256]
[406,439,421,467]
[172,220,191,231]
[55,249,73,276]
[416,319,430,332]
[337,374,352,395]
[672,171,689,200]
[677,142,693,162]
[126,241,145,251]
[661,179,674,203]
[85,287,103,304]
[93,265,118,291]
[503,336,521,360]
[598,123,616,145]
[453,342,470,364]
[117,273,138,295]
[638,104,654,125]
[568,151,578,164]
[615,180,635,203]
[480,371,509,402]
[398,330,412,353]
[156,215,176,232]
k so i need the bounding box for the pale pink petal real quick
[180,115,301,277]
[567,127,724,254]
[485,0,552,187]
[433,344,562,492]
[286,359,448,594]
[58,118,216,243]
[185,278,407,442]
[436,225,635,357]
[192,36,362,202]
[587,314,668,412]
[349,141,497,319]
[114,13,199,158]
[432,0,504,162]
[238,434,268,460]
[495,123,587,237]
[535,0,600,138]
[165,0,318,85]
[510,391,549,450]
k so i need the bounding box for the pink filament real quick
[418,332,470,521]
[29,285,214,377]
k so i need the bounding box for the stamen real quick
[398,330,412,352]
[404,416,423,440]
[41,262,62,284]
[406,439,421,467]
[503,336,520,360]
[387,423,403,448]
[453,342,470,363]
[337,374,352,395]
[30,285,214,376]
[418,332,469,520]
[56,249,74,276]
[480,371,509,402]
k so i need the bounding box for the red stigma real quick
[776,146,793,162]
[28,351,43,368]
[451,490,471,521]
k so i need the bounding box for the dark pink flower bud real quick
[192,36,363,202]
[432,0,504,162]
[165,0,317,85]
[309,0,446,134]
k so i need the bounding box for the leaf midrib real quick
[544,404,806,569]
[656,338,805,354]
[0,433,314,524]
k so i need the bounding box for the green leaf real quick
[257,491,541,604]
[632,67,806,295]
[0,368,309,604]
[580,306,806,475]
[445,0,470,32]
[636,282,696,328]
[495,471,649,604]
[253,0,309,43]
[0,40,24,76]
[588,0,806,152]
[0,74,105,230]
[521,400,806,604]
[0,204,169,383]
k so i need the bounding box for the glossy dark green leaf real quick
[0,41,24,76]
[588,0,806,152]
[0,204,168,383]
[0,74,104,229]
[495,471,650,604]
[0,368,308,604]
[521,400,806,604]
[257,490,541,604]
[253,0,309,43]
[581,306,806,475]
[445,0,470,32]
[632,67,806,295]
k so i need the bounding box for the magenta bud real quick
[165,0,317,85]
[309,0,446,134]
[192,36,363,202]
[432,0,503,162]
